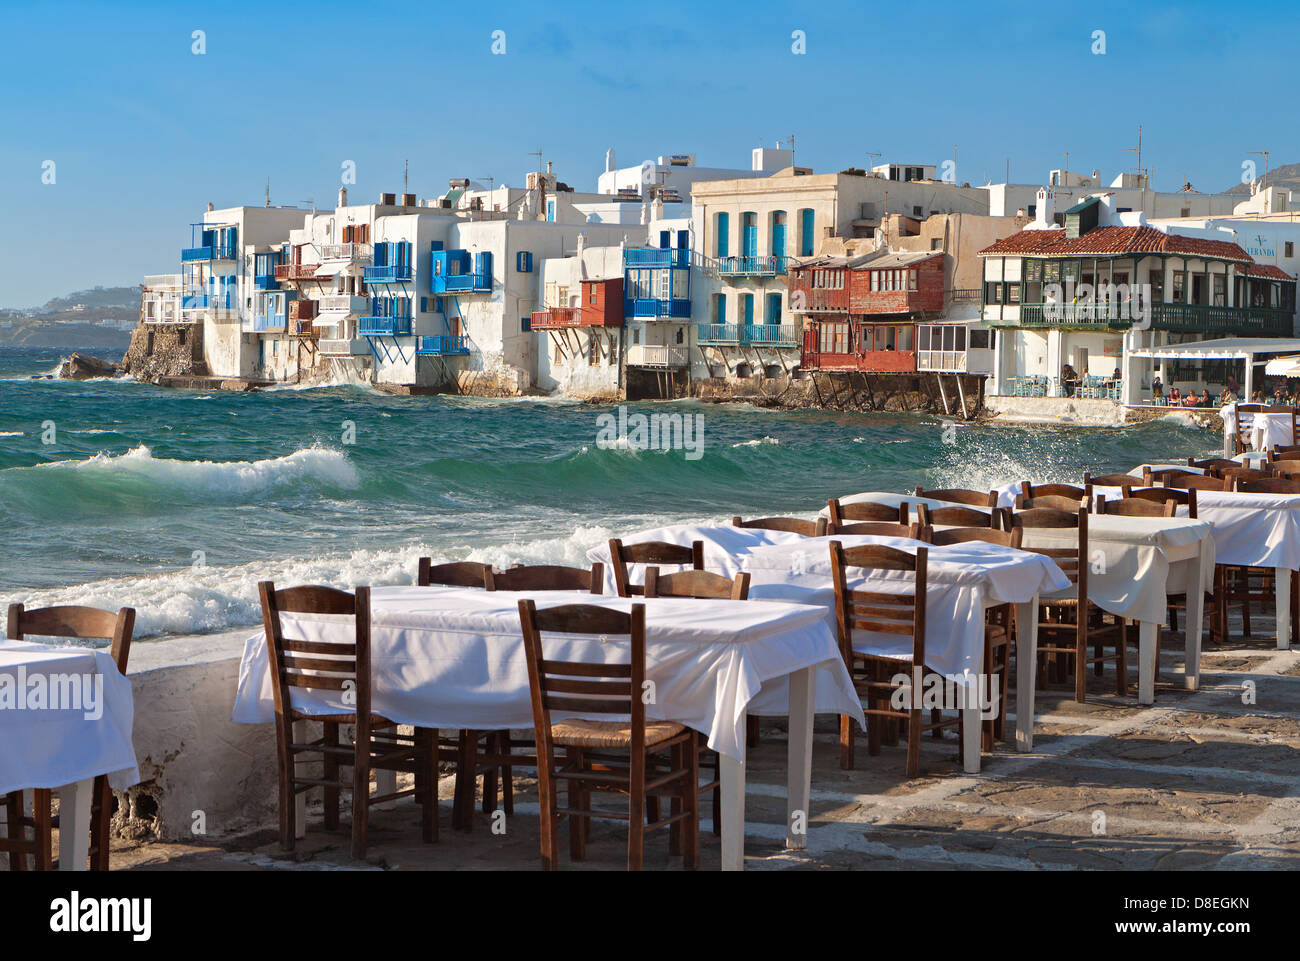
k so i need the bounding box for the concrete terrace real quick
[96,616,1300,872]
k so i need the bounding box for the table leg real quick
[1014,596,1039,752]
[785,667,814,852]
[1184,554,1205,691]
[1277,568,1293,651]
[961,699,981,773]
[1138,621,1157,704]
[375,770,397,809]
[55,779,94,872]
[719,711,747,872]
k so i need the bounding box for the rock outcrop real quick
[57,352,122,380]
[120,322,208,383]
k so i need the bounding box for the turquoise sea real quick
[0,346,1220,639]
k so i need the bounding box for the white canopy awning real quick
[1127,337,1300,362]
[1265,354,1300,376]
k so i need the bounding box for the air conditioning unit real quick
[401,193,416,207]
[380,193,396,205]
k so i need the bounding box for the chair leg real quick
[322,722,340,831]
[628,752,645,872]
[499,732,514,816]
[710,743,721,837]
[537,759,559,871]
[351,730,370,860]
[419,728,436,844]
[88,776,112,871]
[32,789,53,871]
[839,712,856,769]
[275,717,296,851]
[668,744,682,857]
[1117,621,1129,696]
[454,730,475,831]
[746,715,760,749]
[905,708,922,778]
[1074,615,1088,703]
[482,732,498,815]
[684,740,700,870]
[4,792,24,871]
[566,747,586,862]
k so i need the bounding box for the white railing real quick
[318,338,366,356]
[144,274,182,290]
[627,344,689,368]
[320,243,373,262]
[916,350,967,372]
[317,294,368,314]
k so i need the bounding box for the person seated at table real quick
[1273,385,1288,405]
[1151,375,1164,403]
[1169,387,1182,405]
[1181,391,1200,408]
[1199,389,1212,406]
[1061,364,1078,397]
[1219,387,1237,405]
[1111,367,1122,383]
[1252,389,1266,402]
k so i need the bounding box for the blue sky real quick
[0,0,1292,307]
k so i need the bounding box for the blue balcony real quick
[359,315,413,336]
[363,263,413,283]
[250,313,285,332]
[431,248,493,294]
[182,244,239,262]
[254,274,280,290]
[716,255,787,278]
[623,247,690,269]
[416,335,470,355]
[182,292,236,311]
[627,297,692,320]
[698,323,800,347]
[439,272,491,293]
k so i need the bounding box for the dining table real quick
[231,584,864,872]
[742,533,1067,769]
[827,491,1216,704]
[1220,405,1296,455]
[0,640,139,871]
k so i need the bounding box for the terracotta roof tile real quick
[1242,263,1294,281]
[979,225,1253,263]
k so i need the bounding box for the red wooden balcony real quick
[275,263,325,282]
[530,306,622,329]
[289,299,317,337]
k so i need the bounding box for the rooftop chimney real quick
[338,187,348,207]
[605,148,616,173]
[207,202,214,211]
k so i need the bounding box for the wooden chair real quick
[259,582,436,859]
[1021,482,1091,501]
[1232,403,1267,455]
[915,503,995,529]
[1119,485,1197,518]
[1268,448,1300,462]
[1221,467,1275,485]
[1142,467,1200,486]
[829,542,963,775]
[2,604,135,871]
[913,487,998,508]
[1237,477,1300,494]
[417,559,492,588]
[1094,495,1176,517]
[643,568,750,834]
[826,499,907,530]
[833,521,929,539]
[608,539,704,597]
[488,564,603,594]
[1165,473,1232,492]
[1083,471,1142,488]
[929,527,1022,549]
[1015,493,1090,512]
[1008,508,1127,702]
[518,601,698,870]
[732,515,827,537]
[1265,461,1300,479]
[1188,457,1239,472]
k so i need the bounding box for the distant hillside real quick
[1225,161,1300,196]
[0,284,139,348]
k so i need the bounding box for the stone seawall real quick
[121,322,207,383]
[690,372,986,417]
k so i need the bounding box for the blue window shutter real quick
[716,294,726,324]
[420,296,428,312]
[800,209,815,256]
[521,316,531,332]
[716,213,729,258]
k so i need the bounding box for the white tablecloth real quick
[1190,490,1300,570]
[743,535,1068,680]
[231,586,864,760]
[1222,405,1295,452]
[831,491,1215,626]
[0,641,139,795]
[585,523,810,593]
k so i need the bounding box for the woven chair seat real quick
[551,718,688,749]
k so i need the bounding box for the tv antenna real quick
[777,134,796,167]
[1249,150,1270,188]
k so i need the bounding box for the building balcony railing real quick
[802,349,916,373]
[530,307,580,329]
[254,274,281,290]
[626,344,689,368]
[434,272,491,293]
[358,315,412,336]
[320,242,373,262]
[249,313,286,332]
[946,288,981,303]
[998,302,1294,335]
[623,247,691,269]
[715,254,787,278]
[181,245,238,262]
[627,297,691,320]
[416,335,470,355]
[289,300,316,337]
[318,338,367,356]
[275,263,322,281]
[317,294,368,314]
[182,293,237,312]
[364,263,414,283]
[698,323,800,347]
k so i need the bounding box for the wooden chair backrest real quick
[1220,467,1275,483]
[1021,482,1089,500]
[488,564,603,594]
[826,499,907,529]
[913,487,997,508]
[6,604,135,675]
[1142,467,1198,485]
[832,521,930,540]
[417,559,492,588]
[1267,460,1300,478]
[1083,471,1141,487]
[1015,493,1090,512]
[1269,446,1300,461]
[1009,507,1087,589]
[1165,473,1231,491]
[915,503,994,529]
[1095,495,1176,517]
[1237,478,1300,494]
[259,582,368,721]
[928,527,1023,549]
[1233,403,1267,453]
[732,515,827,537]
[518,601,646,755]
[1119,485,1197,518]
[828,541,927,667]
[644,568,750,600]
[1189,457,1239,471]
[608,539,705,597]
